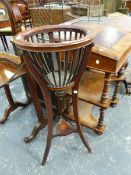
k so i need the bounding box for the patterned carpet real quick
[0,17,131,175]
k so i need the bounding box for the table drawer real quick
[87,52,117,73]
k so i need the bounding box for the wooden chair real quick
[0,0,25,51]
[17,2,32,29]
[0,0,47,143]
[0,52,28,123]
[14,25,95,165]
[0,1,28,122]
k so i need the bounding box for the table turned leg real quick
[96,107,105,132]
[111,62,128,107]
[96,72,111,134]
[24,75,47,143]
[100,73,111,104]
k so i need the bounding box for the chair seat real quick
[0,62,26,88]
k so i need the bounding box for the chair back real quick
[1,0,23,35]
[17,2,32,29]
[13,25,95,90]
[17,3,26,16]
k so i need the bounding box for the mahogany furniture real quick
[11,15,131,142]
[13,25,95,165]
[0,2,22,50]
[17,3,32,29]
[0,0,25,51]
[12,15,131,142]
[0,0,47,143]
[106,14,131,93]
[0,1,28,123]
[63,17,131,134]
[0,3,23,35]
[0,52,29,123]
[103,15,131,94]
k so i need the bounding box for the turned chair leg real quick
[0,84,28,124]
[72,88,92,152]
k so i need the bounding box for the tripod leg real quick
[72,88,92,153]
[41,88,53,166]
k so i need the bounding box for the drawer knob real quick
[96,59,100,64]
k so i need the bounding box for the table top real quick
[64,15,131,73]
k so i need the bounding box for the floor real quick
[0,17,131,175]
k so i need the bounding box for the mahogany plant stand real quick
[14,25,95,165]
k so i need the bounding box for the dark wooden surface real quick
[0,0,46,144]
[13,25,95,165]
[13,15,131,135]
[94,27,125,49]
[64,17,131,74]
[62,16,131,133]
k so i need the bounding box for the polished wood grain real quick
[13,25,95,165]
[70,24,131,73]
[64,15,131,72]
[0,62,25,87]
[0,0,23,52]
[63,16,131,134]
[0,0,46,143]
[0,55,28,124]
[0,1,27,125]
[0,51,21,66]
